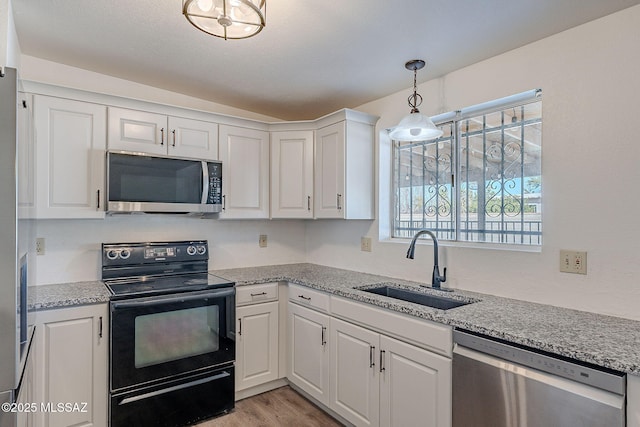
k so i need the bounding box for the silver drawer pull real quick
[251,292,267,297]
[298,295,311,301]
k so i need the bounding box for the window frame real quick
[391,89,542,247]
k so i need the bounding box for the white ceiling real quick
[11,0,640,120]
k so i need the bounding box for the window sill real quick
[380,237,542,253]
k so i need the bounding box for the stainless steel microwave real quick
[107,152,222,214]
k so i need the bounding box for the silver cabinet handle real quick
[99,316,103,339]
[307,195,311,211]
[222,195,226,211]
[337,194,342,210]
[298,295,311,301]
[172,129,176,147]
[321,326,327,346]
[96,189,100,210]
[380,349,385,372]
[369,345,376,368]
[238,318,242,336]
[160,128,165,145]
[250,292,267,297]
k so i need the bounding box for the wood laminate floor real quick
[196,386,343,427]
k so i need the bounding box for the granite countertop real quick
[28,281,111,311]
[210,263,640,376]
[30,263,640,375]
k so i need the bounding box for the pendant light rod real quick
[406,59,425,113]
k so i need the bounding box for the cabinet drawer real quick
[288,284,330,314]
[236,283,279,306]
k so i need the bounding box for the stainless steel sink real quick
[361,285,473,310]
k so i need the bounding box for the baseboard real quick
[235,378,288,401]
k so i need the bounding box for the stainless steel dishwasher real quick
[453,329,626,427]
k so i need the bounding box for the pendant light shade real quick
[389,59,443,142]
[183,0,266,40]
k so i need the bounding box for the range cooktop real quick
[101,240,234,299]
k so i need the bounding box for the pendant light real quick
[183,0,266,40]
[388,60,443,142]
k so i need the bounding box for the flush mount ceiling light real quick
[183,0,266,40]
[388,59,443,142]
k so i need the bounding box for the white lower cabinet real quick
[33,304,108,427]
[16,337,36,427]
[330,317,380,426]
[379,335,451,427]
[236,301,279,391]
[288,302,331,406]
[329,318,451,427]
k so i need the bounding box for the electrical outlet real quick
[259,234,268,248]
[36,237,45,256]
[361,237,372,252]
[559,250,587,274]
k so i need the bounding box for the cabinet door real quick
[34,96,106,219]
[218,125,270,218]
[236,301,279,391]
[107,107,167,155]
[33,304,108,427]
[271,130,314,218]
[329,317,380,427]
[168,116,218,160]
[16,338,35,427]
[18,93,35,218]
[288,303,330,406]
[379,335,451,427]
[315,122,345,218]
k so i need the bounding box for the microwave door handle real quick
[201,161,209,204]
[112,288,235,310]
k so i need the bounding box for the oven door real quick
[110,287,235,391]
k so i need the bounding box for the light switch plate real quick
[560,250,587,274]
[259,234,268,248]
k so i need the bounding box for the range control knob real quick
[186,245,197,256]
[119,249,131,259]
[106,250,119,260]
[196,245,206,255]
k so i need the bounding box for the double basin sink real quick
[359,284,475,310]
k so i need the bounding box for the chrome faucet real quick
[406,229,449,290]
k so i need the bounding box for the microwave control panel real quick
[207,162,222,205]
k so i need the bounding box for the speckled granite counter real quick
[210,263,640,376]
[28,281,110,311]
[29,263,640,376]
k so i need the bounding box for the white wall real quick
[19,55,278,122]
[34,217,307,285]
[306,5,640,321]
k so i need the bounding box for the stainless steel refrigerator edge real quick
[0,66,30,427]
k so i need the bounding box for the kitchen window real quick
[392,89,542,245]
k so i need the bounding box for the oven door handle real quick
[118,370,232,405]
[111,288,235,310]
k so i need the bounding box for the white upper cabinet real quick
[33,95,106,219]
[315,117,376,219]
[108,107,218,160]
[18,93,35,218]
[218,125,270,219]
[271,130,314,219]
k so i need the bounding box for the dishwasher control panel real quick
[453,329,625,395]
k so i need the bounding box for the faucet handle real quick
[441,267,447,283]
